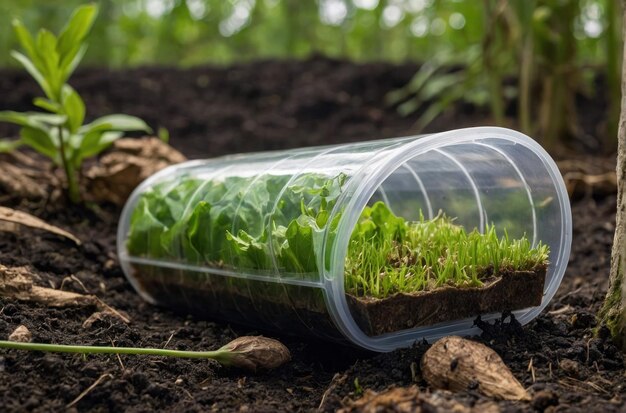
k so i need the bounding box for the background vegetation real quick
[0,0,622,150]
[0,0,617,67]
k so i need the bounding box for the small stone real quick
[421,336,530,401]
[175,377,183,385]
[531,390,559,412]
[559,358,580,378]
[8,325,31,342]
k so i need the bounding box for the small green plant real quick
[126,172,549,301]
[0,335,290,372]
[344,202,549,299]
[0,4,151,202]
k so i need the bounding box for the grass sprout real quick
[345,202,549,299]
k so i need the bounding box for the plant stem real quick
[57,126,79,203]
[0,340,230,361]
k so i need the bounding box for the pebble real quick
[8,325,32,342]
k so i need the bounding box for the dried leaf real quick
[8,325,31,343]
[85,137,186,205]
[82,306,130,329]
[0,151,59,201]
[421,336,530,401]
[0,206,80,245]
[0,264,129,324]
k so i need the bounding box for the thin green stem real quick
[57,126,79,203]
[0,340,229,361]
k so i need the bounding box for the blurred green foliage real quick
[0,0,618,67]
[0,0,622,149]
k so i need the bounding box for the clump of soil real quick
[0,58,623,412]
[347,267,546,335]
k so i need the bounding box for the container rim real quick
[323,126,572,352]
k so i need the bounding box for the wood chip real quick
[8,325,31,343]
[0,206,81,245]
[0,264,129,324]
[421,336,530,401]
[0,153,51,200]
[82,307,130,329]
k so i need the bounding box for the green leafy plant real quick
[0,4,151,202]
[126,172,346,275]
[126,172,549,300]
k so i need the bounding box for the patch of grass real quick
[344,202,549,299]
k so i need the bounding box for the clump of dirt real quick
[347,268,546,336]
[0,58,623,412]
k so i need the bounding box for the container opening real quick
[343,143,546,338]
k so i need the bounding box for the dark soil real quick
[0,57,624,412]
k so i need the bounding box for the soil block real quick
[346,265,547,336]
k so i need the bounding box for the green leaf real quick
[20,126,58,161]
[11,19,38,62]
[33,97,61,113]
[372,202,406,240]
[10,51,54,99]
[74,130,123,166]
[0,139,22,153]
[157,127,170,143]
[35,29,59,72]
[57,4,98,64]
[80,114,152,134]
[60,44,87,83]
[61,86,85,133]
[206,204,238,261]
[226,229,272,269]
[186,201,213,262]
[0,111,66,128]
[28,113,68,126]
[127,197,168,258]
[35,29,61,98]
[279,215,318,273]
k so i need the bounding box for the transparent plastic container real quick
[117,127,572,352]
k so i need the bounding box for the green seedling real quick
[0,335,290,372]
[353,378,364,396]
[127,172,549,300]
[0,4,151,202]
[345,203,549,298]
